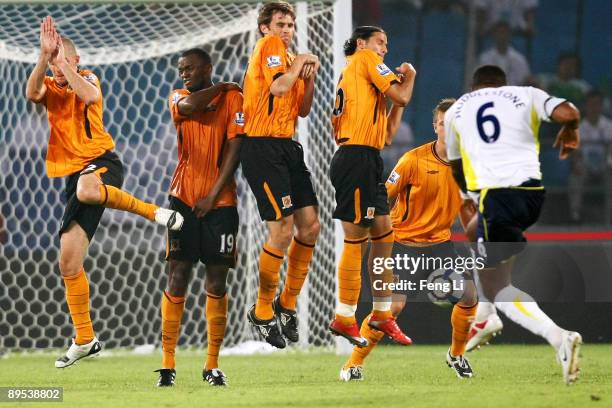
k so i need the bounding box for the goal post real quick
[0,1,351,352]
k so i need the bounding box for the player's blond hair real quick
[61,36,77,56]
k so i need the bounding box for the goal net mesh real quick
[0,1,343,351]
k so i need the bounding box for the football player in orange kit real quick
[156,48,244,387]
[240,1,321,349]
[340,99,479,381]
[25,16,183,369]
[329,26,416,347]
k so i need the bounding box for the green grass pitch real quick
[1,345,610,407]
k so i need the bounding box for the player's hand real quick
[553,126,580,160]
[193,196,216,218]
[39,16,58,59]
[300,63,315,79]
[396,62,416,81]
[49,35,66,66]
[219,82,242,92]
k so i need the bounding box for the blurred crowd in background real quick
[354,0,611,226]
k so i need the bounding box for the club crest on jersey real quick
[267,56,282,68]
[235,112,245,126]
[281,195,293,209]
[83,73,98,83]
[387,170,400,184]
[376,64,392,76]
[365,207,375,219]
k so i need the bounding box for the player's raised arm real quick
[384,62,416,107]
[270,53,318,96]
[551,101,581,159]
[177,82,241,116]
[26,16,56,103]
[50,37,100,105]
[298,57,319,117]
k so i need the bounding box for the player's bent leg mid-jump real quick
[340,98,479,381]
[328,26,416,347]
[446,64,583,384]
[25,16,183,369]
[155,48,244,387]
[240,2,321,349]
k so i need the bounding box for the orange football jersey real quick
[332,49,399,150]
[168,88,244,208]
[243,35,305,138]
[42,69,115,177]
[386,141,462,244]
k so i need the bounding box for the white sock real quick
[474,268,497,321]
[494,285,564,349]
[475,301,498,321]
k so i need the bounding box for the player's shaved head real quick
[61,37,77,57]
[344,26,385,56]
[180,48,212,66]
[472,65,507,89]
[178,48,213,92]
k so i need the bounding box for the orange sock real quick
[335,238,366,326]
[370,231,394,322]
[161,291,185,369]
[63,269,94,345]
[255,244,284,320]
[205,293,228,370]
[279,238,315,310]
[344,313,385,368]
[99,184,157,221]
[450,303,477,356]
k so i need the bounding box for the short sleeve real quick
[225,90,245,139]
[168,89,190,124]
[386,151,414,198]
[362,50,398,93]
[260,35,287,86]
[530,86,566,122]
[444,108,462,161]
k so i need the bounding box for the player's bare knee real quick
[270,221,294,249]
[76,179,101,204]
[167,261,192,296]
[297,218,320,244]
[58,256,82,277]
[205,268,228,297]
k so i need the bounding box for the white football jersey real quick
[445,86,565,190]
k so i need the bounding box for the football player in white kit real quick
[444,65,583,385]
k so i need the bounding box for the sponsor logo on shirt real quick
[376,64,392,76]
[267,56,282,68]
[83,73,98,83]
[387,170,400,184]
[172,92,182,105]
[235,112,245,126]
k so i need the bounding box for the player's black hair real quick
[343,26,385,56]
[180,48,212,66]
[472,65,507,88]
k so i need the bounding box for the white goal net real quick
[0,1,351,351]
